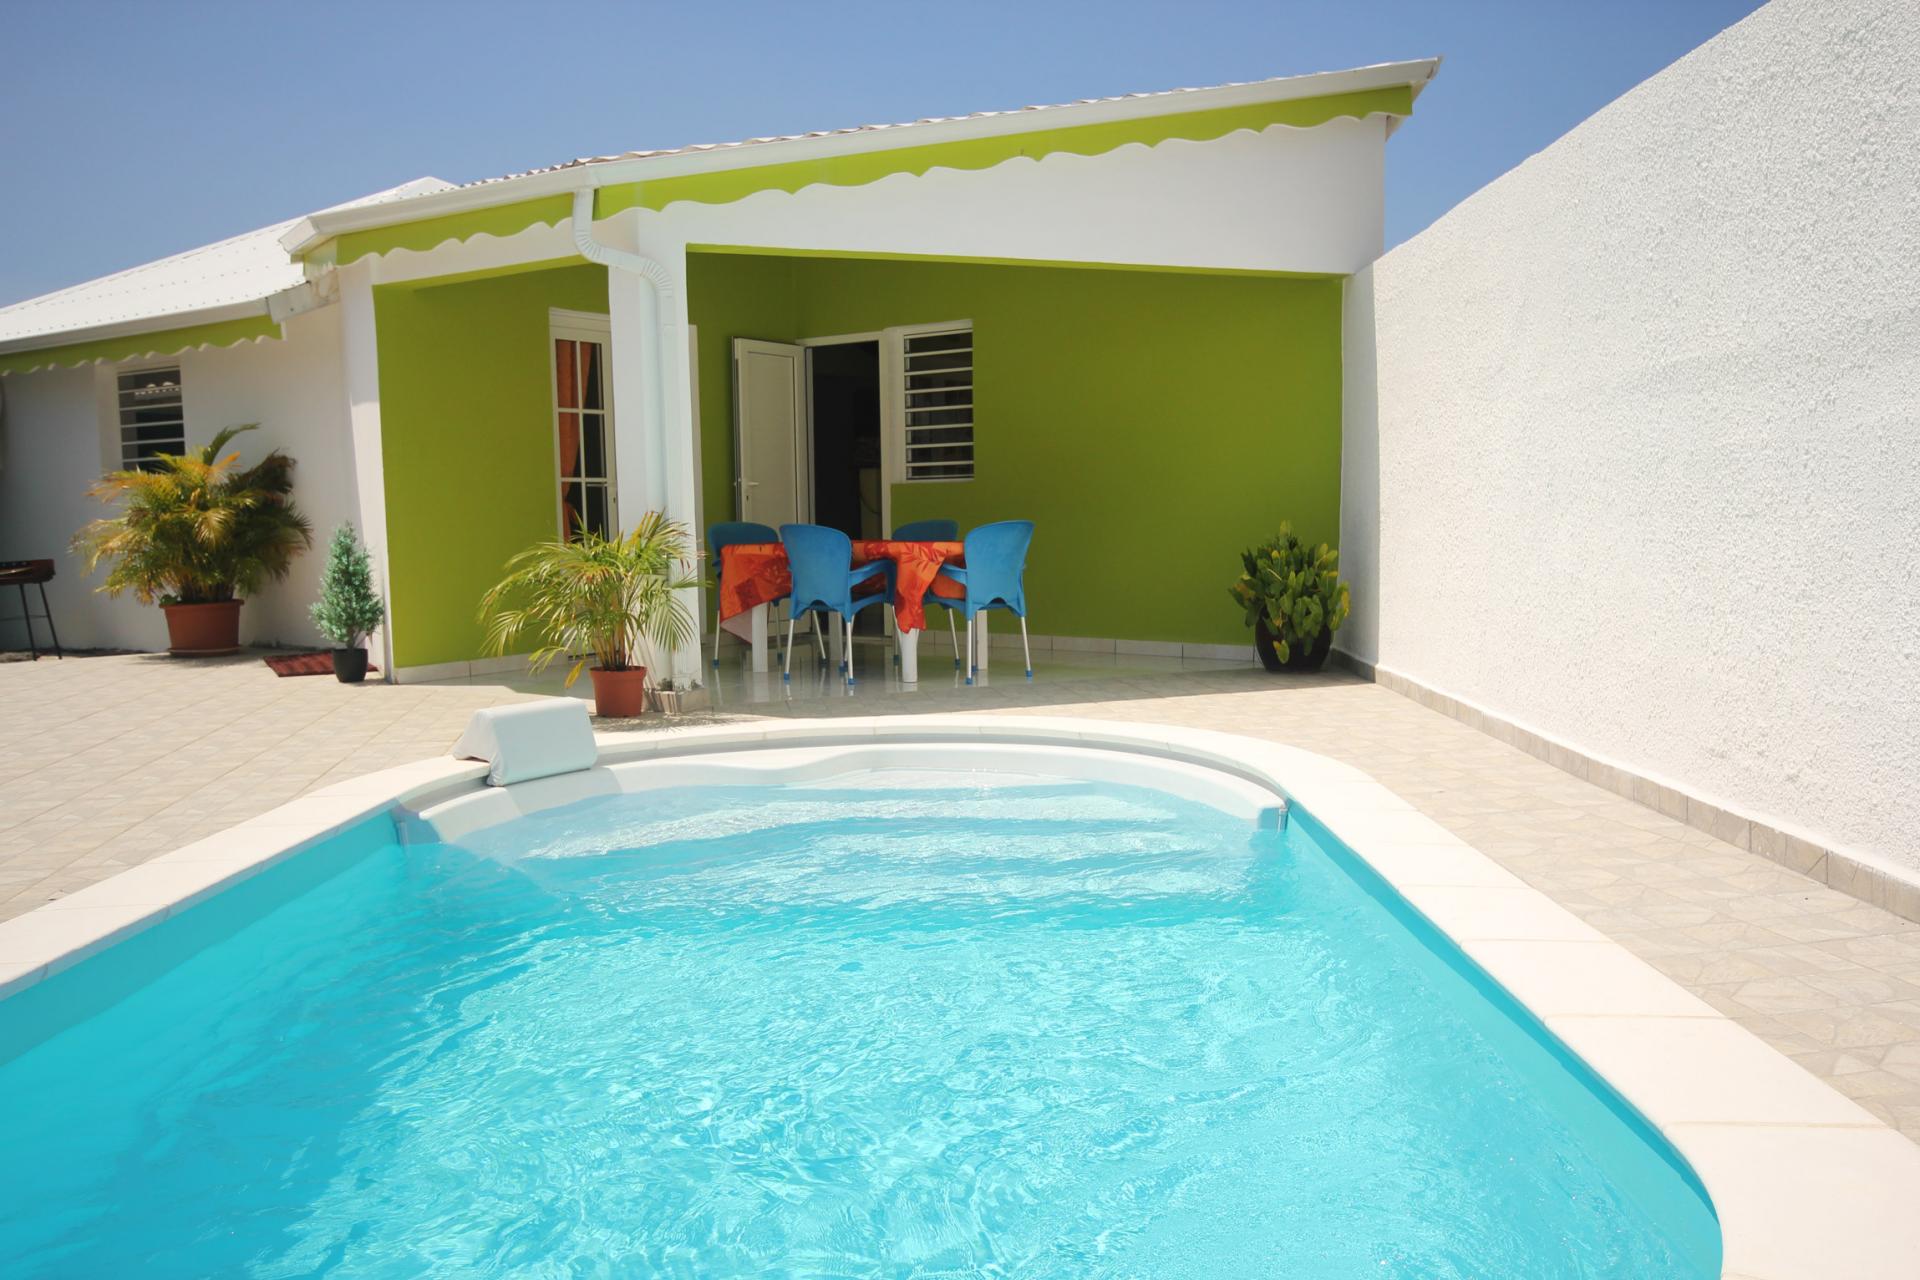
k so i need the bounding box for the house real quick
[0,59,1439,682]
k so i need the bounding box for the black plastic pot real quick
[1254,619,1332,673]
[332,647,369,684]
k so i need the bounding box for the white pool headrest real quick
[451,699,598,786]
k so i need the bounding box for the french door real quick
[551,314,616,540]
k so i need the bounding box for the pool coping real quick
[2,712,1916,1279]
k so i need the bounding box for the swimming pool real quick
[0,741,1720,1278]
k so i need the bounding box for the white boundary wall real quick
[1341,0,1920,872]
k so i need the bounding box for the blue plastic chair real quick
[892,518,959,541]
[708,521,822,668]
[886,519,961,664]
[778,524,890,684]
[926,520,1034,682]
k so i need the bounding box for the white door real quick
[732,338,807,528]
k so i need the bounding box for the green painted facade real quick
[373,265,608,667]
[687,251,1344,647]
[0,314,281,377]
[329,86,1410,267]
[371,250,1342,668]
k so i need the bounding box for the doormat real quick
[264,651,377,677]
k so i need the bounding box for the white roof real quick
[469,60,1444,191]
[0,179,452,355]
[282,60,1441,256]
[0,59,1442,355]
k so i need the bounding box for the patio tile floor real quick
[5,642,1920,1142]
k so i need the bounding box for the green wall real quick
[373,251,1342,667]
[375,264,608,667]
[688,252,1343,647]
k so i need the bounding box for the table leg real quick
[898,626,920,683]
[975,611,990,671]
[749,604,769,673]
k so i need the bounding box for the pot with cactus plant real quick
[1229,523,1352,674]
[311,522,385,683]
[478,512,705,718]
[72,424,312,656]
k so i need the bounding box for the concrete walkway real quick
[3,646,1918,1141]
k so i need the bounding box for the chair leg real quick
[783,616,795,681]
[1020,615,1032,679]
[812,612,827,662]
[947,610,960,669]
[18,584,35,661]
[38,583,61,660]
[712,611,723,669]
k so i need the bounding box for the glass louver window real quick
[902,328,974,480]
[116,367,186,470]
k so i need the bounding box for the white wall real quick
[186,306,357,646]
[0,305,360,652]
[1342,0,1920,871]
[0,363,165,651]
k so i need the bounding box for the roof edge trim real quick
[283,59,1440,259]
[0,310,282,377]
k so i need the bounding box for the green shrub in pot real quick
[1229,522,1351,670]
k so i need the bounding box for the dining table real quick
[716,539,969,683]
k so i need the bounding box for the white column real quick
[605,267,664,514]
[653,257,704,686]
[336,259,397,681]
[603,233,703,685]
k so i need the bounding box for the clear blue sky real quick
[0,0,1765,307]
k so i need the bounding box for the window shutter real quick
[116,367,185,470]
[902,328,973,480]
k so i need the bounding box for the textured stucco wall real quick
[1342,0,1920,871]
[0,307,358,652]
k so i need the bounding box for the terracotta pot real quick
[1253,618,1332,674]
[588,666,648,718]
[162,600,242,656]
[332,647,369,684]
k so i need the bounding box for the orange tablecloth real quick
[718,541,964,633]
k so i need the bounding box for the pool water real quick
[0,770,1719,1278]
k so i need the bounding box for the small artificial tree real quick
[310,522,385,650]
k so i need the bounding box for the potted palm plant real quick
[478,512,704,718]
[73,424,312,655]
[310,523,385,683]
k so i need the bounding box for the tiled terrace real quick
[4,644,1920,1143]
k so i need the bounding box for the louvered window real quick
[116,367,185,470]
[902,327,973,480]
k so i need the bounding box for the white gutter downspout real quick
[570,188,677,312]
[569,187,701,684]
